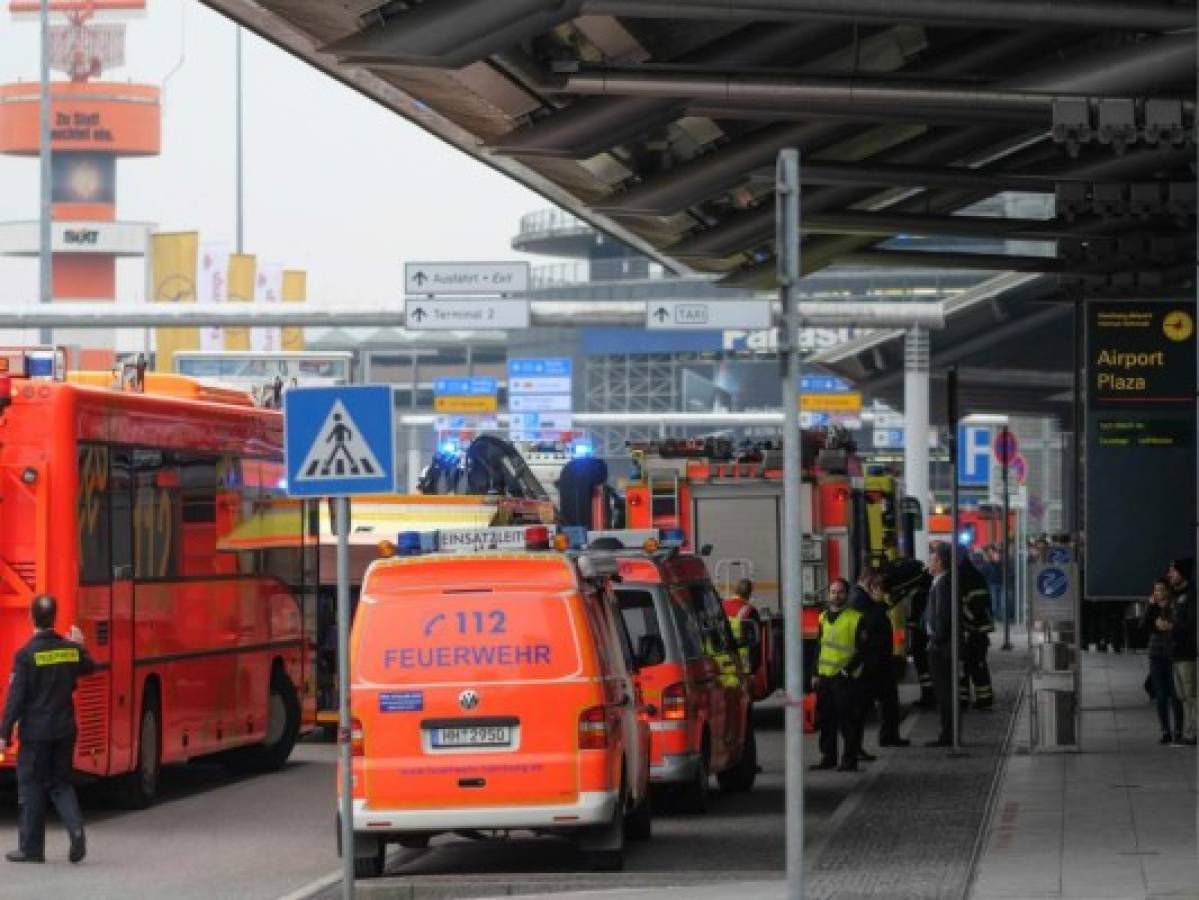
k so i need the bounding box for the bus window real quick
[133,449,180,580]
[77,444,111,584]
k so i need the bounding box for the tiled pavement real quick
[970,648,1199,900]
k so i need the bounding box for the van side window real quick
[686,582,735,655]
[583,590,624,676]
[601,588,638,673]
[615,588,663,655]
[668,594,704,661]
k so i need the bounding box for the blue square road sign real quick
[284,386,396,497]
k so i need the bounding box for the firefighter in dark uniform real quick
[958,549,996,710]
[903,563,936,709]
[0,595,95,864]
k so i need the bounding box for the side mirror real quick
[636,634,667,669]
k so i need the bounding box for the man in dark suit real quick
[923,542,959,747]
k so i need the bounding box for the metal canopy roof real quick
[204,0,1195,296]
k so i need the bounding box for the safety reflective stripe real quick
[817,609,862,676]
[33,648,79,666]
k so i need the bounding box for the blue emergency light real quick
[438,438,460,456]
[397,531,424,555]
[659,528,686,547]
[572,443,594,458]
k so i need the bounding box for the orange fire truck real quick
[595,434,919,715]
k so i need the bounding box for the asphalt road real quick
[0,689,919,900]
[0,740,340,900]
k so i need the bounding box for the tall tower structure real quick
[0,0,160,366]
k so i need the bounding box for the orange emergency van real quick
[608,547,756,813]
[341,536,652,876]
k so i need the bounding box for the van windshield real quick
[356,591,582,684]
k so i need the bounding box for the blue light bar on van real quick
[659,528,686,548]
[560,526,588,549]
[397,531,425,555]
[572,442,593,458]
[438,439,460,457]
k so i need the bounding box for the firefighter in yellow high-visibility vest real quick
[810,578,867,772]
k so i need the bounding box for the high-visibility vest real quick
[886,598,907,658]
[817,607,863,677]
[725,599,759,669]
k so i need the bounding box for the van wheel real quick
[581,779,625,872]
[623,791,652,842]
[118,687,161,809]
[678,736,710,814]
[718,719,757,793]
[226,669,300,773]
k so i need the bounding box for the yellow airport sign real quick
[434,395,498,413]
[800,392,862,412]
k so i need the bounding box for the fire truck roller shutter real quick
[559,457,609,529]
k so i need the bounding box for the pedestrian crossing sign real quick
[284,386,395,497]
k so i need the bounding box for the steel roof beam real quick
[322,0,583,68]
[842,249,1065,272]
[582,0,1194,33]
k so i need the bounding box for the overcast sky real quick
[0,0,557,305]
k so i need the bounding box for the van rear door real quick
[353,573,591,811]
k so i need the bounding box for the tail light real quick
[578,705,609,750]
[661,682,687,720]
[350,717,364,756]
[525,526,550,550]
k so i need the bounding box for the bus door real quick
[106,447,136,774]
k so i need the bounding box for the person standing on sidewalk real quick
[811,578,867,772]
[1143,578,1184,745]
[924,542,959,747]
[0,595,94,864]
[1167,558,1197,746]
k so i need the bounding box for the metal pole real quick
[947,366,963,752]
[1072,294,1084,746]
[235,26,244,254]
[776,147,803,900]
[1001,425,1013,650]
[336,496,356,899]
[904,327,931,560]
[38,0,53,345]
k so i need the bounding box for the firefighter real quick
[724,578,763,673]
[959,547,996,710]
[810,578,867,772]
[0,595,95,864]
[855,572,909,748]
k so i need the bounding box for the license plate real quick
[431,725,512,748]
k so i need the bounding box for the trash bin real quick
[1035,687,1077,748]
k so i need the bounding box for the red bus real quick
[0,356,316,806]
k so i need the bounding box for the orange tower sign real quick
[0,0,160,305]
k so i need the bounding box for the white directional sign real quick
[405,261,530,295]
[510,393,573,412]
[404,298,529,330]
[646,300,772,330]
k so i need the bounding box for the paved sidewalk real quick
[970,648,1199,900]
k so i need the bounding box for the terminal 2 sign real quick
[1086,300,1195,600]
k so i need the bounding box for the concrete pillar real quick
[904,325,931,560]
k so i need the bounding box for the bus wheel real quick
[229,669,300,774]
[119,688,161,809]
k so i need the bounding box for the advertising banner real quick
[250,262,284,353]
[223,253,256,351]
[281,269,306,351]
[150,231,198,372]
[1086,301,1196,600]
[197,241,231,352]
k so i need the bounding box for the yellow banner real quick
[434,395,499,413]
[151,232,200,372]
[800,392,863,412]
[223,254,257,351]
[281,269,306,351]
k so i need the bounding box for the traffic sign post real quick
[508,358,574,441]
[404,298,529,330]
[284,386,396,900]
[645,299,771,330]
[1000,426,1013,651]
[405,261,529,295]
